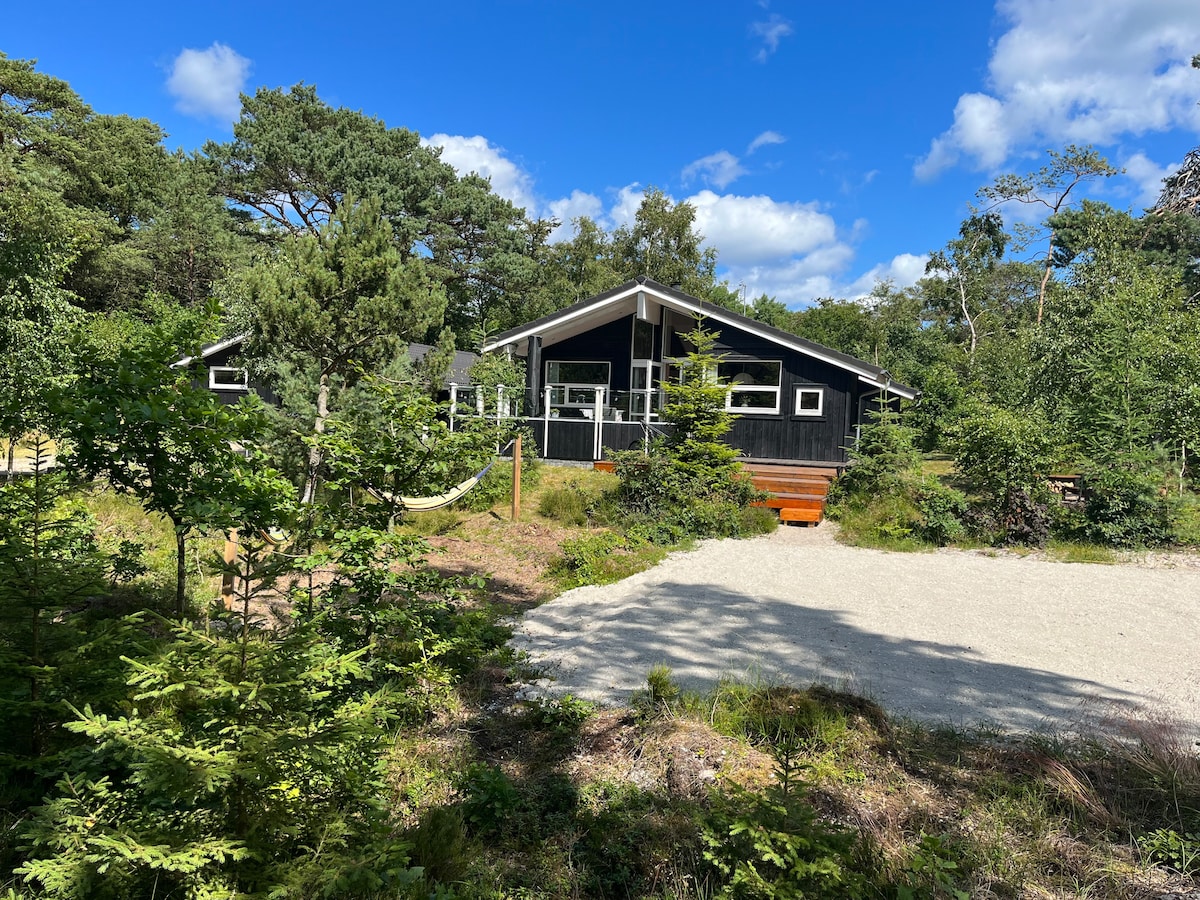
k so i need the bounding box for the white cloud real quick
[1122,152,1180,208]
[916,0,1200,179]
[747,131,786,154]
[546,190,604,240]
[843,253,930,299]
[749,14,794,62]
[687,190,840,267]
[607,184,645,230]
[423,133,537,212]
[681,150,747,189]
[166,43,251,121]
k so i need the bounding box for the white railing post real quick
[448,383,457,432]
[476,389,485,418]
[594,387,605,460]
[496,385,505,453]
[543,385,552,454]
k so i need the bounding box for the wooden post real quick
[220,529,239,609]
[511,434,522,522]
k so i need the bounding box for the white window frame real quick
[720,359,781,415]
[545,360,610,409]
[794,386,825,417]
[209,366,249,391]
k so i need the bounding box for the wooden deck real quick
[592,459,839,526]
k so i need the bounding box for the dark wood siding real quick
[198,345,277,406]
[706,323,858,463]
[542,316,637,391]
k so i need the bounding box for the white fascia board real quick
[171,333,249,368]
[644,287,888,383]
[483,283,899,389]
[856,374,918,400]
[480,290,640,354]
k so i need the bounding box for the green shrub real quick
[552,532,627,586]
[738,504,780,536]
[914,481,968,545]
[1138,828,1200,875]
[1172,492,1200,546]
[1080,458,1174,547]
[946,403,1059,546]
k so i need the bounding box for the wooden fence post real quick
[511,434,522,522]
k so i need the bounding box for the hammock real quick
[365,440,513,512]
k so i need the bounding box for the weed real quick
[1138,828,1200,875]
[536,483,591,526]
[1045,540,1119,564]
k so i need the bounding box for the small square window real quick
[795,387,823,416]
[209,366,249,391]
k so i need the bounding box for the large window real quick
[546,361,610,411]
[719,359,781,414]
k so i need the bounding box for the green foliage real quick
[553,532,627,587]
[16,614,418,899]
[246,195,449,501]
[1138,828,1200,875]
[536,483,591,525]
[946,403,1058,545]
[896,832,972,900]
[1079,456,1175,548]
[609,320,767,541]
[701,759,868,899]
[60,316,292,612]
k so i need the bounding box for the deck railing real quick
[447,384,672,461]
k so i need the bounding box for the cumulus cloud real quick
[749,14,794,62]
[608,183,645,230]
[166,43,251,121]
[546,190,604,240]
[681,150,747,189]
[747,131,786,154]
[915,0,1200,179]
[1122,152,1180,208]
[423,133,537,212]
[687,190,840,267]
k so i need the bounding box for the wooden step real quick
[593,460,617,473]
[750,477,831,495]
[752,497,825,512]
[780,507,822,524]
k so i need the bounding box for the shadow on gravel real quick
[516,580,1153,736]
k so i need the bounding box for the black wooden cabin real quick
[481,277,917,466]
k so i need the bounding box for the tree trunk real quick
[302,371,332,504]
[6,436,15,482]
[175,526,187,617]
[1036,237,1055,326]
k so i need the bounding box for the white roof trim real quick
[857,374,918,401]
[485,283,897,387]
[172,333,248,368]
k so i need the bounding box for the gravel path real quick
[513,525,1200,737]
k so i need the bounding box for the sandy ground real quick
[513,524,1200,738]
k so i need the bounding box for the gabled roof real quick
[174,334,478,388]
[483,277,918,400]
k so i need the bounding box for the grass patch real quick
[1045,539,1121,564]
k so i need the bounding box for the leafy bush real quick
[1138,828,1200,875]
[1080,457,1174,547]
[553,531,628,586]
[915,481,968,545]
[947,403,1059,546]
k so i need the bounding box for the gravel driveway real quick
[513,525,1200,737]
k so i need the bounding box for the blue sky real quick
[10,1,1200,307]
